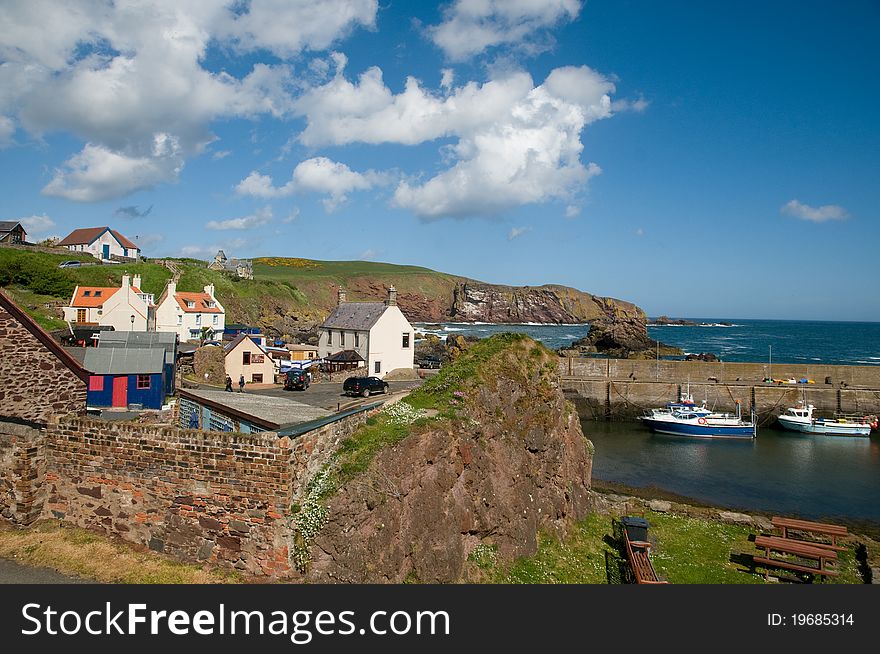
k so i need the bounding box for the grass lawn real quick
[491,510,867,584]
[0,521,242,584]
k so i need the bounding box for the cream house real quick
[155,281,225,342]
[224,334,278,385]
[63,274,154,331]
[318,286,414,378]
[57,226,140,261]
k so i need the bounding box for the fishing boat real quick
[777,402,876,436]
[644,384,712,419]
[640,400,757,439]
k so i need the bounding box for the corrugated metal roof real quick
[98,331,177,348]
[83,347,165,374]
[321,302,387,331]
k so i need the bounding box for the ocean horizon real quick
[414,318,880,367]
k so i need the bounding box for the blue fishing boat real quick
[640,400,757,439]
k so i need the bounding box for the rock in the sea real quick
[685,352,720,362]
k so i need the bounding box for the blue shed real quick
[97,331,178,395]
[83,348,166,409]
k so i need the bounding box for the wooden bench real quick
[753,535,839,580]
[623,531,668,584]
[771,517,848,551]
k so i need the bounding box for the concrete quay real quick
[558,357,880,422]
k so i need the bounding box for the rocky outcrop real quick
[448,281,645,325]
[561,318,683,359]
[304,336,593,583]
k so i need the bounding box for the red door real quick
[112,376,128,407]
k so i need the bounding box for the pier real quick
[559,357,880,423]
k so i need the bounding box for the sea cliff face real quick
[445,281,646,325]
[301,336,594,583]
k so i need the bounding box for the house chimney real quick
[338,287,347,305]
[132,274,142,289]
[385,285,397,307]
[121,274,131,288]
[204,283,215,298]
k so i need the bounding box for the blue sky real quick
[1,1,878,320]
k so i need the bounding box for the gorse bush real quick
[0,251,75,297]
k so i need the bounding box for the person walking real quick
[238,374,245,392]
[225,375,233,392]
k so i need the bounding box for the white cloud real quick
[781,199,849,223]
[206,206,273,230]
[427,0,582,61]
[18,214,56,236]
[282,208,300,224]
[0,115,14,147]
[236,157,387,211]
[218,0,378,59]
[564,205,580,218]
[297,63,615,218]
[42,137,184,202]
[212,149,232,160]
[0,2,375,202]
[359,248,381,260]
[508,226,529,241]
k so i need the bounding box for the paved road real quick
[0,558,87,584]
[251,380,423,411]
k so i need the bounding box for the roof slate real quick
[321,302,387,331]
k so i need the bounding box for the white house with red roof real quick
[62,274,155,331]
[155,281,225,342]
[57,226,141,261]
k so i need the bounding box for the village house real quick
[224,333,279,385]
[207,249,253,280]
[287,343,319,361]
[62,273,155,331]
[56,226,141,261]
[0,220,27,244]
[318,286,415,379]
[155,281,225,342]
[97,330,178,396]
[83,347,167,410]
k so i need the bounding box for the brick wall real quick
[0,303,87,424]
[44,418,295,577]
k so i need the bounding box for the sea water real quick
[414,319,880,366]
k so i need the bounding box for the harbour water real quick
[585,420,880,525]
[415,319,880,366]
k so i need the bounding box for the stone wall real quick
[560,357,880,387]
[44,417,295,577]
[0,301,87,424]
[0,421,46,524]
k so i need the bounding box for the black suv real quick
[343,376,388,397]
[284,369,310,391]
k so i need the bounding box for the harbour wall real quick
[558,358,880,421]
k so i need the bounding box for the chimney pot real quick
[386,285,397,306]
[338,287,347,305]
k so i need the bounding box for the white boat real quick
[777,403,876,436]
[645,385,711,419]
[640,400,757,439]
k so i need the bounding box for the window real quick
[136,375,151,389]
[354,332,359,347]
[195,314,201,325]
[342,331,346,347]
[328,330,333,346]
[243,351,251,365]
[89,376,104,391]
[307,352,314,359]
[213,315,218,325]
[177,315,182,325]
[76,308,86,323]
[374,361,381,374]
[94,291,101,297]
[251,374,263,383]
[402,333,410,349]
[83,290,91,297]
[186,300,195,309]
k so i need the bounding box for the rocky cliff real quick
[296,335,593,583]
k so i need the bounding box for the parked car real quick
[417,355,442,369]
[58,260,82,268]
[343,376,388,397]
[285,369,310,391]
